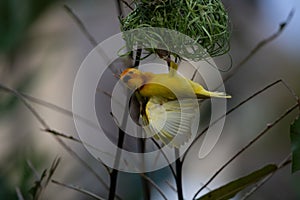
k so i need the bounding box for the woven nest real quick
[120,0,230,61]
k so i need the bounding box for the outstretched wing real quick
[143,97,199,148]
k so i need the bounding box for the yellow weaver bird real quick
[120,67,231,147]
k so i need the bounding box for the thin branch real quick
[165,180,177,193]
[139,138,151,200]
[224,9,295,83]
[21,92,98,129]
[241,154,292,200]
[108,48,142,200]
[63,4,98,47]
[10,87,124,199]
[43,128,116,164]
[115,0,123,17]
[31,157,61,200]
[63,139,115,195]
[280,80,300,110]
[175,149,184,200]
[0,84,114,196]
[40,128,120,198]
[120,0,134,10]
[151,138,177,179]
[43,128,115,176]
[108,85,130,200]
[135,48,151,200]
[192,103,299,199]
[43,157,61,193]
[108,129,126,200]
[118,158,168,199]
[27,160,40,180]
[97,157,112,175]
[52,180,105,200]
[183,79,297,162]
[108,83,131,200]
[63,4,121,76]
[15,187,25,200]
[0,84,49,129]
[43,128,82,143]
[134,49,142,67]
[139,174,168,200]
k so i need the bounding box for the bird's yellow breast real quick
[139,73,196,99]
[120,68,231,99]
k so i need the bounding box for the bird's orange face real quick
[120,68,145,90]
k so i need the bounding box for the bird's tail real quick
[196,89,231,99]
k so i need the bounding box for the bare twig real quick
[0,84,113,196]
[52,180,106,200]
[165,180,177,193]
[43,128,116,178]
[43,128,117,164]
[120,0,134,10]
[135,48,151,200]
[108,129,126,200]
[183,79,298,162]
[20,92,98,129]
[45,157,61,187]
[63,4,98,47]
[224,9,295,83]
[64,140,115,195]
[280,80,300,111]
[175,149,184,200]
[139,173,168,200]
[115,0,123,17]
[117,160,168,199]
[139,138,151,200]
[97,157,112,174]
[151,138,177,178]
[192,103,299,199]
[241,154,292,200]
[108,77,130,200]
[63,4,121,76]
[134,49,142,67]
[40,128,120,198]
[0,84,49,129]
[30,157,61,200]
[15,187,25,200]
[108,48,142,200]
[43,128,82,143]
[27,160,40,180]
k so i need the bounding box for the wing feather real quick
[143,97,199,148]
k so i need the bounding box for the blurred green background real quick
[0,0,300,199]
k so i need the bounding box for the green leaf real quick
[290,116,300,173]
[197,164,277,200]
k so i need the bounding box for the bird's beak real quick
[114,73,120,79]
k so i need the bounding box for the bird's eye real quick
[123,75,131,83]
[128,71,134,74]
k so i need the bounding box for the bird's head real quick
[120,68,145,90]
